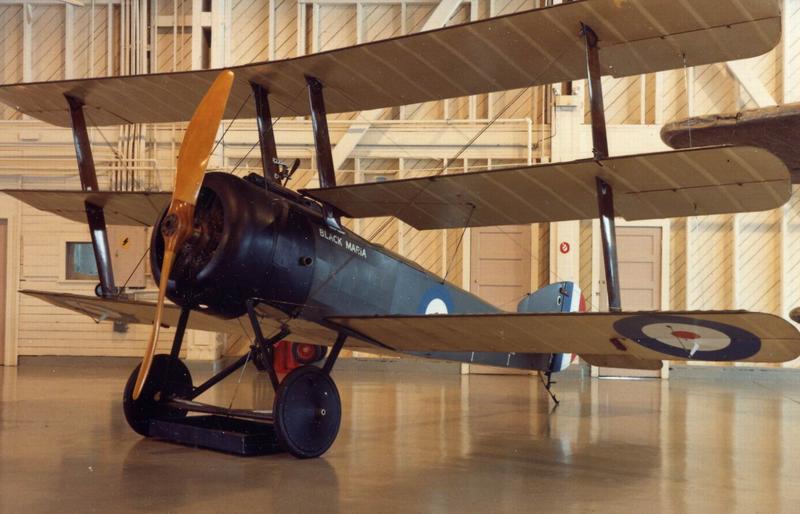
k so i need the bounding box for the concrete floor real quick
[1,358,799,513]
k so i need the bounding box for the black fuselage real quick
[152,172,497,322]
[151,172,564,373]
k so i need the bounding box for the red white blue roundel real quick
[613,315,761,361]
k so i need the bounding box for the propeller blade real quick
[174,70,235,204]
[131,70,235,400]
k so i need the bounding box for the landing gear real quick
[291,343,327,365]
[273,365,341,458]
[123,354,193,436]
[247,300,349,458]
[539,370,560,406]
[120,301,348,458]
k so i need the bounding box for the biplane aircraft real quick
[0,0,799,459]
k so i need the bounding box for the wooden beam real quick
[191,0,202,70]
[421,0,462,31]
[784,0,800,103]
[726,59,777,107]
[22,4,32,82]
[65,5,74,79]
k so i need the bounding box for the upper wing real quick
[4,190,170,226]
[329,311,800,364]
[22,290,377,350]
[662,103,800,183]
[304,146,790,230]
[0,0,780,126]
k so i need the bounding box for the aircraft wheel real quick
[274,365,341,458]
[291,343,327,365]
[123,354,193,436]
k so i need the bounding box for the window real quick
[65,242,98,280]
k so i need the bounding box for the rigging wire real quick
[111,85,310,297]
[305,47,575,303]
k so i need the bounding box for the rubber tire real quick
[273,365,341,459]
[123,354,193,437]
[291,343,327,365]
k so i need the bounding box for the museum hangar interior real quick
[0,0,799,512]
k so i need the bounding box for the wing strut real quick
[306,76,341,229]
[251,82,281,185]
[65,95,117,297]
[582,24,622,312]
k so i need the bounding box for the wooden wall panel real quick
[272,0,296,59]
[748,45,783,106]
[669,218,687,310]
[31,6,65,82]
[597,76,641,125]
[0,6,22,120]
[92,6,111,76]
[71,6,112,78]
[363,5,400,42]
[231,0,269,64]
[688,215,733,310]
[786,0,800,102]
[660,70,689,123]
[737,210,781,315]
[156,0,192,72]
[785,188,800,317]
[692,64,736,116]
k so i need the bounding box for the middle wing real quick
[3,190,170,226]
[304,146,790,230]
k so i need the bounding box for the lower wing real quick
[25,290,800,365]
[328,311,800,364]
[23,290,357,349]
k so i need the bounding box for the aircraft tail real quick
[517,282,585,372]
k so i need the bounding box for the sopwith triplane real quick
[0,0,798,458]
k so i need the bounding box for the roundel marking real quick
[425,298,449,314]
[613,315,761,361]
[418,285,453,315]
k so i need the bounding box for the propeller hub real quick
[161,213,180,237]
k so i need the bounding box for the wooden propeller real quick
[132,70,235,400]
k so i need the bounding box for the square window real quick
[65,242,98,280]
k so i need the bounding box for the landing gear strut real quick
[256,308,347,457]
[120,301,348,459]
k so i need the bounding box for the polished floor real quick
[1,357,799,513]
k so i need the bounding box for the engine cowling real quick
[151,172,313,318]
